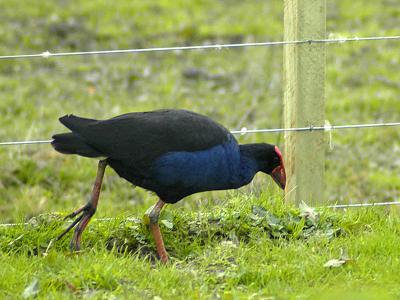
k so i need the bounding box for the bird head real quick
[269,145,286,190]
[240,143,286,189]
[254,144,286,190]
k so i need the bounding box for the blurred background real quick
[0,0,399,222]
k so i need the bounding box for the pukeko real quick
[52,109,286,263]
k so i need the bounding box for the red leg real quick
[57,160,107,251]
[146,199,168,263]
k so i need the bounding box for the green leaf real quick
[160,219,174,229]
[251,205,268,218]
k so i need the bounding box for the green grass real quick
[2,195,400,299]
[1,0,400,298]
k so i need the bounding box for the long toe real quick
[69,213,93,251]
[57,204,95,251]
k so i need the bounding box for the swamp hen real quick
[52,109,286,263]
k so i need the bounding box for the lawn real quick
[0,0,399,299]
[2,195,400,299]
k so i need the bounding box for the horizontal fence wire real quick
[327,201,400,209]
[0,35,400,60]
[1,201,400,227]
[1,121,400,146]
[0,140,53,146]
[0,217,134,227]
[230,121,400,134]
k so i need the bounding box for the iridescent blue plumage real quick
[152,136,259,202]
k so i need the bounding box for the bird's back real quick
[54,109,231,159]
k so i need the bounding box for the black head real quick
[242,143,286,189]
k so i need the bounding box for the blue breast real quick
[152,137,258,198]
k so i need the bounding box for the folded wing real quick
[52,109,233,170]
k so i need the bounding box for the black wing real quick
[53,109,233,168]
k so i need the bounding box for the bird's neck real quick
[234,144,260,186]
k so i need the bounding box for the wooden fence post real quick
[283,0,326,205]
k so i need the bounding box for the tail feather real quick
[51,132,104,158]
[59,114,98,133]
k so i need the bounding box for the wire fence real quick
[0,35,399,60]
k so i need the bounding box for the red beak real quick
[271,165,286,190]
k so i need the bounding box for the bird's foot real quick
[57,202,96,251]
[57,160,106,252]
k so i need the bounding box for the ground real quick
[0,1,399,299]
